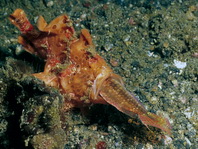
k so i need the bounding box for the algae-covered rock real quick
[0,58,66,149]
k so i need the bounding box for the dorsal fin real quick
[37,15,47,31]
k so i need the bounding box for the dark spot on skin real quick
[63,17,68,24]
[74,56,78,60]
[52,25,57,29]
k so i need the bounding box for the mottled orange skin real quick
[9,9,171,135]
[9,9,112,107]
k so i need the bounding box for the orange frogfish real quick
[9,9,171,135]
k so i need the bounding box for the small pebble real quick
[173,60,187,69]
[47,1,54,7]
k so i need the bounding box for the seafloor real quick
[0,0,197,149]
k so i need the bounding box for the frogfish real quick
[9,9,171,135]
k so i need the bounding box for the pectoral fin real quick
[37,16,47,31]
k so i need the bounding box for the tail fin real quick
[139,112,171,135]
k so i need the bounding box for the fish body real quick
[9,9,171,135]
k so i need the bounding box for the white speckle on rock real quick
[15,45,23,55]
[183,107,194,119]
[150,96,158,104]
[104,43,113,51]
[34,16,39,23]
[145,143,153,149]
[164,63,169,67]
[179,96,188,104]
[169,91,175,95]
[158,81,163,89]
[171,79,178,87]
[80,14,87,19]
[164,135,173,145]
[147,51,153,57]
[75,23,79,27]
[104,24,109,27]
[123,35,130,42]
[147,51,158,57]
[173,60,187,69]
[185,137,192,146]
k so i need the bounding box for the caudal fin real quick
[139,112,171,135]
